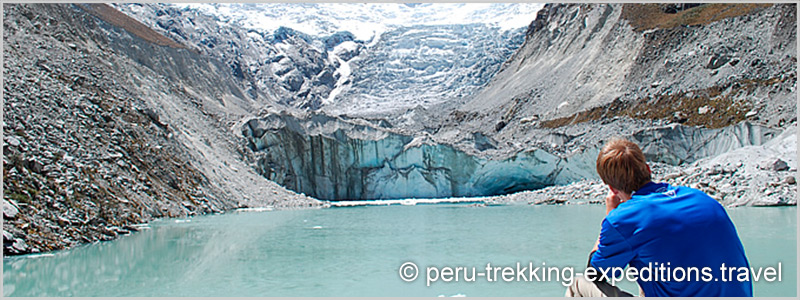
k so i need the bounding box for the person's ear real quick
[608,185,620,196]
[647,164,652,175]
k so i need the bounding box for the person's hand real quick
[605,190,621,215]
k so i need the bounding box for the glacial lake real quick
[3,204,796,297]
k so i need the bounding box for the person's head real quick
[596,138,652,195]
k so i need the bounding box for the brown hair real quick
[596,138,651,194]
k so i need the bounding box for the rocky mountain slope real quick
[428,3,795,141]
[3,4,320,255]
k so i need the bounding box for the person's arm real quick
[590,219,634,270]
[588,190,632,270]
[591,190,622,253]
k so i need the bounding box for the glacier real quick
[329,24,527,115]
[241,112,596,200]
[241,112,778,201]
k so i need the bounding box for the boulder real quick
[495,121,507,132]
[759,158,789,171]
[3,199,20,219]
[3,230,14,242]
[672,111,688,123]
[12,238,28,253]
[5,135,21,147]
[697,105,713,115]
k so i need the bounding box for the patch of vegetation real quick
[8,193,30,203]
[621,4,773,32]
[541,76,790,129]
[24,186,40,199]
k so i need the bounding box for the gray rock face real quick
[432,3,795,150]
[3,3,320,255]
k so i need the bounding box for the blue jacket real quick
[591,182,753,297]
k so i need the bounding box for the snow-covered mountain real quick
[173,3,543,42]
[114,3,543,112]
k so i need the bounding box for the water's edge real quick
[4,204,795,297]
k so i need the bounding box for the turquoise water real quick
[3,204,796,297]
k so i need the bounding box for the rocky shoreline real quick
[491,124,797,207]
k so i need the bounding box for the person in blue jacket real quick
[566,138,752,297]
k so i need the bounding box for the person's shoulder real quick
[608,182,677,218]
[674,184,720,202]
[668,185,730,216]
[646,182,713,202]
[604,196,646,224]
